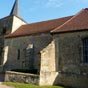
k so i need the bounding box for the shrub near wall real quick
[5,71,39,85]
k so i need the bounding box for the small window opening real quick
[83,38,88,63]
[17,49,20,60]
[2,27,6,34]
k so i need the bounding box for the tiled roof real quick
[5,16,72,38]
[52,8,88,33]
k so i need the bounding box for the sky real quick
[0,0,88,23]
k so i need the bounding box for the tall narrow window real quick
[2,27,6,34]
[83,38,88,63]
[0,47,3,65]
[25,44,34,69]
[17,49,20,60]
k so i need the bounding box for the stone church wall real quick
[53,31,88,88]
[39,41,59,85]
[0,16,13,34]
[0,36,4,64]
[11,16,26,33]
[0,16,26,35]
[5,71,39,85]
[39,31,88,87]
[4,33,52,73]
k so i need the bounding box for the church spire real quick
[10,0,20,17]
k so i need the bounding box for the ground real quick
[3,82,64,88]
[0,74,64,88]
[0,74,14,88]
[0,82,14,88]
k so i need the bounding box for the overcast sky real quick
[0,0,88,23]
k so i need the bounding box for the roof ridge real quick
[51,15,76,32]
[51,8,88,32]
[5,15,72,38]
[26,16,73,25]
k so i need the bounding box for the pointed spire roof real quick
[10,0,20,17]
[52,8,88,33]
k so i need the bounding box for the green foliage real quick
[3,82,64,88]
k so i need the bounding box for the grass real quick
[3,82,64,88]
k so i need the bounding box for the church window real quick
[17,49,20,60]
[25,44,34,68]
[83,38,88,63]
[0,47,3,65]
[2,27,6,34]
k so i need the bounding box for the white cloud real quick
[45,0,64,8]
[45,0,88,8]
[29,0,88,10]
[69,0,88,3]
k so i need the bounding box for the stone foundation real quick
[56,72,88,88]
[39,71,58,85]
[5,71,39,85]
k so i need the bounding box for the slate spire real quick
[10,0,20,17]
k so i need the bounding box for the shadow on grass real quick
[55,84,75,88]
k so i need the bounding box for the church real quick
[0,0,88,88]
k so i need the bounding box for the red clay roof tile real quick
[51,8,88,33]
[5,16,72,38]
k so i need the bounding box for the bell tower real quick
[0,0,27,35]
[10,0,20,17]
[10,0,27,33]
[0,0,27,71]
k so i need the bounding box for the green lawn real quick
[3,82,64,88]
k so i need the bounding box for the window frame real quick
[83,38,88,63]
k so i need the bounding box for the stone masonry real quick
[39,31,88,88]
[4,33,52,73]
